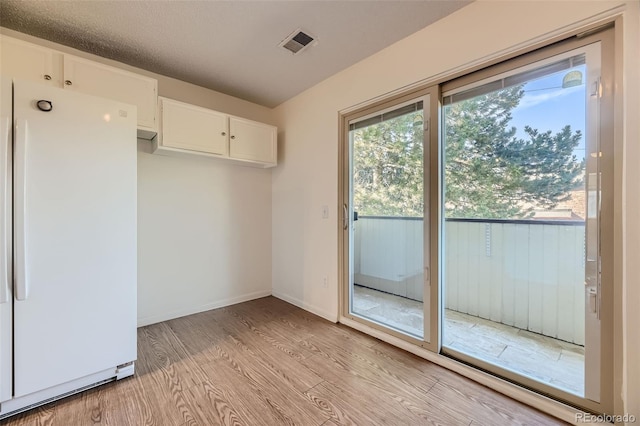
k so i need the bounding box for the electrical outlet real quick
[322,276,328,288]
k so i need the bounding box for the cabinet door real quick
[63,55,157,132]
[229,117,277,165]
[0,36,59,86]
[159,98,228,155]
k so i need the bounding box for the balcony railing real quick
[353,216,585,345]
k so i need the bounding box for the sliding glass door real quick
[440,34,613,412]
[340,27,613,414]
[342,89,438,348]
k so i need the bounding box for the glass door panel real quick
[441,43,603,402]
[348,99,427,340]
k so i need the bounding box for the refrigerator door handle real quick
[14,119,29,301]
[0,117,9,304]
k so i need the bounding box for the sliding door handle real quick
[588,288,598,314]
[343,204,348,230]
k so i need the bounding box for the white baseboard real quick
[137,289,272,327]
[271,291,338,323]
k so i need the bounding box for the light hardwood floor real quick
[3,297,566,425]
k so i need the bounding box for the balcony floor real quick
[353,285,585,396]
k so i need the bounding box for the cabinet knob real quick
[221,132,226,136]
[231,135,236,140]
[43,74,52,81]
[64,80,72,86]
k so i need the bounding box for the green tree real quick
[444,85,584,218]
[352,110,424,216]
[352,85,584,219]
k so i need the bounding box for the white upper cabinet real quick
[0,36,61,86]
[154,97,277,168]
[158,97,228,155]
[0,35,277,166]
[63,55,157,138]
[0,36,158,139]
[229,117,277,165]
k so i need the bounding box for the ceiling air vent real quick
[279,29,316,55]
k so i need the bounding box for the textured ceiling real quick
[0,1,470,107]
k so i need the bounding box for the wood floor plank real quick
[132,370,198,426]
[221,332,324,392]
[131,322,213,426]
[187,361,310,426]
[205,344,329,425]
[164,310,228,365]
[137,322,209,388]
[222,311,316,362]
[216,304,317,361]
[302,351,471,425]
[299,334,440,399]
[304,380,427,426]
[1,297,566,426]
[166,311,323,394]
[180,377,246,426]
[370,339,474,383]
[277,315,378,353]
[109,375,161,426]
[369,342,564,424]
[429,377,562,426]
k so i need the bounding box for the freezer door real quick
[0,77,13,404]
[12,80,137,397]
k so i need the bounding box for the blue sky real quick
[510,64,587,161]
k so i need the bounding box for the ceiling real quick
[0,1,470,108]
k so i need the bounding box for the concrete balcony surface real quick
[352,285,585,396]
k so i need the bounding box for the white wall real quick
[272,0,639,418]
[620,1,640,419]
[1,29,277,327]
[136,151,272,326]
[133,76,275,326]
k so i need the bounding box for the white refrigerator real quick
[0,79,137,418]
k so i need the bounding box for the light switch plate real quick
[322,205,329,219]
